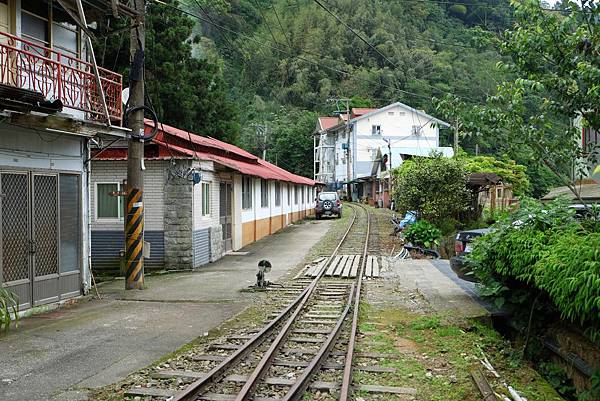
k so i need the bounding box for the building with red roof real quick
[90,121,317,272]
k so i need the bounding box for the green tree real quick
[460,154,530,195]
[392,156,471,221]
[95,0,240,143]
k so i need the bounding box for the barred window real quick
[202,182,210,216]
[242,176,253,209]
[261,179,269,208]
[275,182,281,206]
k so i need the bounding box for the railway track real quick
[125,203,407,401]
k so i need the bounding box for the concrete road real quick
[0,219,330,401]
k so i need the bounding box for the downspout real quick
[85,138,93,294]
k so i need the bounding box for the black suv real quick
[315,192,342,219]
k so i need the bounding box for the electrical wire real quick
[150,0,433,100]
[252,0,281,47]
[271,2,293,48]
[312,0,477,101]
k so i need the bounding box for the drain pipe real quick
[85,138,101,298]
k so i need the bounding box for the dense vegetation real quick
[466,199,600,399]
[94,0,535,177]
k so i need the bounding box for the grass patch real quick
[358,303,565,401]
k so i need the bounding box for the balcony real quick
[0,31,122,124]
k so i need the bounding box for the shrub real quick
[0,287,19,333]
[392,155,470,221]
[404,220,442,248]
[467,198,600,342]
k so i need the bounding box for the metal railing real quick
[0,31,122,123]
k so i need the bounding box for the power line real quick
[150,0,433,100]
[311,0,476,101]
[312,0,399,70]
[271,2,293,48]
[252,0,281,47]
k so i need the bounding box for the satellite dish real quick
[121,87,130,106]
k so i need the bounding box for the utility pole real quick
[125,0,145,290]
[453,117,459,155]
[344,99,351,201]
[385,137,392,208]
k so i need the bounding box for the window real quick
[301,186,305,204]
[242,176,253,209]
[372,125,382,135]
[275,182,281,206]
[388,111,395,116]
[287,184,291,205]
[261,179,269,208]
[294,185,299,204]
[202,182,210,216]
[60,174,81,273]
[319,192,337,201]
[96,182,123,219]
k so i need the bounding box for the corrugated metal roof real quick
[352,108,377,116]
[318,117,339,131]
[95,120,315,185]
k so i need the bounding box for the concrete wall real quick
[191,160,223,267]
[164,160,194,270]
[90,160,166,231]
[90,159,167,272]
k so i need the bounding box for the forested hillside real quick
[95,0,560,193]
[192,0,513,176]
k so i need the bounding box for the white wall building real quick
[0,0,128,310]
[314,102,453,195]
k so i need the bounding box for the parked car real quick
[315,192,342,219]
[450,228,492,282]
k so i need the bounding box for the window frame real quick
[294,185,299,205]
[242,176,253,210]
[201,182,211,216]
[274,181,281,207]
[95,181,123,221]
[372,124,382,136]
[260,179,269,208]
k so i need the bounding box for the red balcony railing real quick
[0,31,122,123]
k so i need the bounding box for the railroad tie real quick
[365,255,374,277]
[341,255,356,277]
[372,256,380,277]
[325,255,342,276]
[333,255,349,276]
[349,255,360,277]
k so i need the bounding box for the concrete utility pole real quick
[344,99,351,201]
[385,137,392,207]
[125,0,145,290]
[453,117,459,155]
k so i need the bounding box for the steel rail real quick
[170,204,360,401]
[339,204,371,401]
[281,204,370,400]
[282,280,356,400]
[233,204,361,400]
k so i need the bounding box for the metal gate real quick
[0,171,80,309]
[219,182,232,252]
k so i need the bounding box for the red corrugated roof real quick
[318,116,340,131]
[352,108,377,117]
[95,120,315,185]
